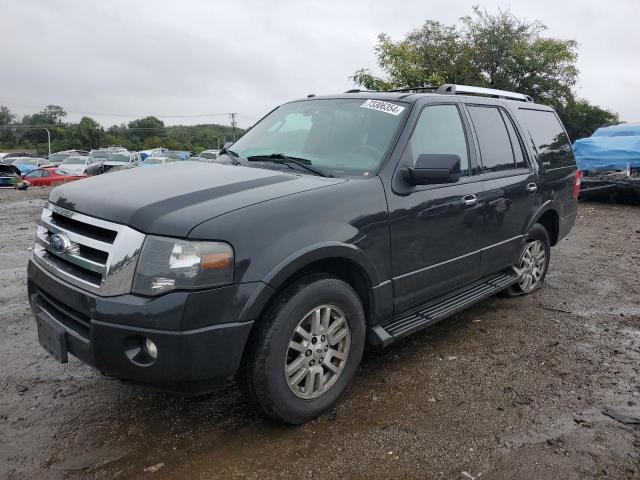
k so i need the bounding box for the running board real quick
[369,268,522,346]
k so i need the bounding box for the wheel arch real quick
[239,243,381,327]
[527,201,560,246]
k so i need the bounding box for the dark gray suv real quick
[28,84,580,424]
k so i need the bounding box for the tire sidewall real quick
[263,278,365,424]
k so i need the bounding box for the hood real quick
[49,161,346,237]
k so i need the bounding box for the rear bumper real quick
[28,260,260,389]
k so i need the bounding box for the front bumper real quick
[28,260,263,389]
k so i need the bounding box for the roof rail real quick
[386,85,438,93]
[436,84,533,102]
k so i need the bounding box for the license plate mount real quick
[36,313,68,363]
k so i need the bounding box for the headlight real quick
[132,236,234,295]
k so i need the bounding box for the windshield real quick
[63,157,87,165]
[200,152,217,159]
[230,98,408,176]
[109,153,131,163]
[90,150,109,159]
[13,158,36,165]
[48,153,69,163]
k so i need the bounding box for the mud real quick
[1,187,639,479]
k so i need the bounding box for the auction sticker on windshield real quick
[360,99,405,116]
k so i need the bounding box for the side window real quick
[41,170,51,177]
[467,105,516,172]
[410,104,469,176]
[501,110,527,169]
[25,170,43,178]
[517,109,574,169]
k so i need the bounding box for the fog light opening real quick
[124,336,158,366]
[144,338,158,360]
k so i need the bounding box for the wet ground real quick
[1,187,639,480]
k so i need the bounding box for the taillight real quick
[572,170,582,199]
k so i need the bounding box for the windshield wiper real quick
[246,153,333,178]
[218,146,241,165]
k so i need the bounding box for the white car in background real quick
[60,155,94,175]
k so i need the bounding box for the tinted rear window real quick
[518,109,575,169]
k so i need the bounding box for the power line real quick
[0,100,243,119]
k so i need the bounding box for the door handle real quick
[461,194,477,207]
[526,183,538,193]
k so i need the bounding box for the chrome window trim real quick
[32,203,146,296]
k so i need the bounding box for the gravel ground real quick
[1,186,639,480]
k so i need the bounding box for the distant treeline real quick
[0,105,245,155]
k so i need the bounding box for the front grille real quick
[50,211,118,243]
[32,203,146,296]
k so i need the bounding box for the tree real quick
[352,7,613,139]
[0,106,15,126]
[126,116,165,149]
[0,106,16,146]
[558,98,619,141]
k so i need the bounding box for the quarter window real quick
[517,109,574,169]
[410,105,469,176]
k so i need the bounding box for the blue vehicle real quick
[9,157,48,174]
[573,123,640,202]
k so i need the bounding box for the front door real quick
[387,102,485,313]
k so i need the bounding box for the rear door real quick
[387,100,485,312]
[463,102,539,274]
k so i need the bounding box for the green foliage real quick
[557,98,619,140]
[0,105,241,155]
[352,7,616,139]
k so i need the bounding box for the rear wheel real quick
[238,274,365,424]
[504,223,551,296]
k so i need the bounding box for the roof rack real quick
[436,84,533,102]
[345,86,437,94]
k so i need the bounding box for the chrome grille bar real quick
[32,203,146,296]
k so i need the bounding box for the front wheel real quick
[238,275,365,424]
[504,223,551,296]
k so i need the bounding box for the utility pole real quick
[229,113,237,142]
[43,127,51,156]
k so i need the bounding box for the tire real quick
[504,223,551,297]
[238,274,366,424]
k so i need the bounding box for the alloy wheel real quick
[284,305,351,399]
[518,239,547,293]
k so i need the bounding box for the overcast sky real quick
[2,0,638,129]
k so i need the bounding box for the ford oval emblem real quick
[50,233,72,253]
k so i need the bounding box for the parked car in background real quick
[200,149,220,159]
[139,148,168,161]
[9,157,48,174]
[86,149,141,176]
[59,155,95,175]
[21,167,86,187]
[141,154,183,167]
[191,149,220,163]
[1,152,33,163]
[47,150,90,166]
[0,164,22,187]
[573,122,640,203]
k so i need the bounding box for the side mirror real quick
[403,154,460,185]
[223,142,233,149]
